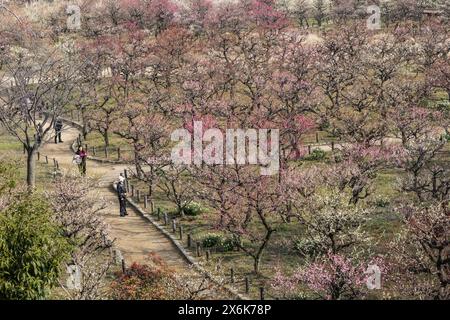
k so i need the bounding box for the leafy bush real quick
[444,133,450,142]
[0,160,18,195]
[305,148,326,161]
[0,195,70,299]
[202,233,223,248]
[201,234,236,252]
[436,100,450,112]
[183,202,205,216]
[220,237,236,252]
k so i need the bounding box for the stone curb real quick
[63,117,248,300]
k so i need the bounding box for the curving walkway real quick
[41,126,191,272]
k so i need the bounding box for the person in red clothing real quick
[75,146,87,176]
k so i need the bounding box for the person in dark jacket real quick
[75,146,87,176]
[117,179,128,217]
[54,118,63,143]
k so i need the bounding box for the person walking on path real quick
[54,118,63,143]
[75,146,87,176]
[117,175,128,217]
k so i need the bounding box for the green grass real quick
[0,129,22,152]
[83,131,134,160]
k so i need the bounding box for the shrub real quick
[202,233,223,248]
[201,234,237,252]
[0,194,70,299]
[183,202,204,216]
[304,148,326,161]
[220,237,236,252]
[444,133,450,142]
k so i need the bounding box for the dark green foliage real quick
[183,202,204,216]
[305,149,327,161]
[0,160,18,195]
[0,194,70,300]
[202,233,236,252]
[202,233,223,248]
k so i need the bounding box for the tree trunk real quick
[253,258,260,275]
[103,129,110,148]
[26,148,37,189]
[134,158,143,180]
[253,229,274,274]
[81,107,89,139]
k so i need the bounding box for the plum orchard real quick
[0,0,448,299]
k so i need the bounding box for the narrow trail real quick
[41,126,191,272]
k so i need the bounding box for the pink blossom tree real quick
[271,253,386,300]
[194,165,289,274]
[389,202,449,300]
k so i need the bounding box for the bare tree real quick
[46,174,114,300]
[0,36,79,188]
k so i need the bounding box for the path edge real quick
[111,182,248,301]
[63,118,247,300]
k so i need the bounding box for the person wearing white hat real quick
[117,174,128,217]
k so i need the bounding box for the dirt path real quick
[41,126,191,272]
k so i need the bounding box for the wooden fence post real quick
[316,132,319,143]
[45,155,48,164]
[104,146,108,158]
[121,259,126,273]
[117,147,121,160]
[131,185,134,197]
[37,152,40,161]
[187,233,192,248]
[163,212,168,225]
[124,169,128,192]
[230,268,234,283]
[179,226,183,240]
[260,287,265,300]
[331,141,335,151]
[196,242,201,257]
[308,145,311,154]
[245,277,250,294]
[172,219,176,233]
[144,195,148,209]
[136,190,140,202]
[206,249,210,261]
[157,207,161,220]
